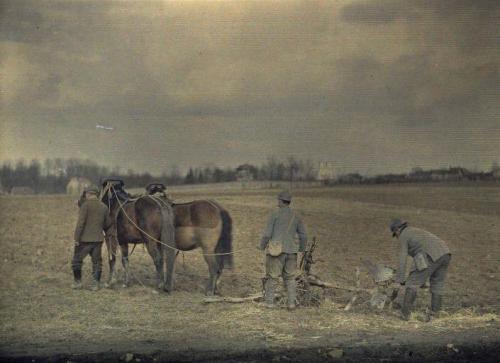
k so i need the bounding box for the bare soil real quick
[0,184,499,362]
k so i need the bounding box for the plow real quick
[204,237,401,310]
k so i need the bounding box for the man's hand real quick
[389,282,403,290]
[74,241,80,247]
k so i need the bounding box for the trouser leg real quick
[404,260,432,319]
[264,278,276,305]
[402,287,417,320]
[429,254,451,315]
[283,253,298,309]
[71,243,93,289]
[90,242,103,282]
[429,254,451,297]
[72,243,92,281]
[265,255,284,306]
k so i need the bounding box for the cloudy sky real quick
[1,0,499,175]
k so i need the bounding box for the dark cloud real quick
[340,0,415,23]
[341,0,499,23]
[1,0,499,174]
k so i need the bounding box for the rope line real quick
[109,185,250,257]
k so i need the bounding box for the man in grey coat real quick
[390,219,452,320]
[259,191,307,310]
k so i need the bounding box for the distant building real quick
[430,167,467,182]
[236,164,257,182]
[66,177,92,195]
[493,168,500,180]
[317,162,336,181]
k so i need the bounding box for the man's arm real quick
[259,213,276,250]
[296,217,307,252]
[396,236,409,283]
[74,203,88,242]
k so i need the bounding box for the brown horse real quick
[167,199,233,295]
[100,179,175,289]
[104,181,234,295]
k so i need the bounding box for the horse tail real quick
[213,203,233,270]
[159,203,175,250]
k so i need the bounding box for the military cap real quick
[84,185,100,194]
[390,218,408,236]
[278,190,292,202]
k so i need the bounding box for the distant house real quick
[412,167,466,182]
[317,162,336,181]
[66,177,92,195]
[11,186,35,195]
[492,168,500,180]
[236,164,257,182]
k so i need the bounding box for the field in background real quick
[0,184,499,361]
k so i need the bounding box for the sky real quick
[1,0,499,175]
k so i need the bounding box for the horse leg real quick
[120,243,130,288]
[104,235,118,288]
[164,247,177,293]
[203,254,221,296]
[144,240,164,290]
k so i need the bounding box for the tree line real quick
[1,158,498,194]
[0,156,317,193]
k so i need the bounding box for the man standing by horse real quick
[259,191,307,310]
[390,219,452,321]
[72,185,112,291]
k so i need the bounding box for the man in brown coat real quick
[390,219,452,320]
[72,185,112,291]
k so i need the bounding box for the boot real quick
[90,279,100,291]
[285,279,297,310]
[264,278,276,308]
[71,268,82,289]
[91,271,102,291]
[401,288,417,321]
[431,293,442,313]
[424,293,443,322]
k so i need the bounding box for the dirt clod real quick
[327,348,344,359]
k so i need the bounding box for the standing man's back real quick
[259,191,307,310]
[72,185,112,291]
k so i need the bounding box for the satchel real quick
[267,240,283,256]
[414,252,429,271]
[265,212,295,257]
